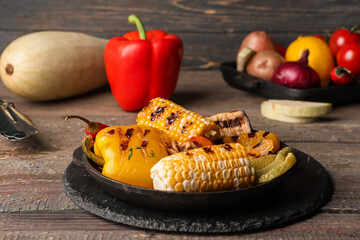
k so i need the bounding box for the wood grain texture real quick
[1,142,358,213]
[0,0,359,238]
[0,0,359,69]
[0,71,359,214]
[0,0,358,33]
[0,213,359,239]
[0,30,300,69]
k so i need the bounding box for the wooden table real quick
[0,1,359,239]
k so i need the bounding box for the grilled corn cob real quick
[150,143,255,192]
[137,97,220,142]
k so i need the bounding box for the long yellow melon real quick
[0,31,108,101]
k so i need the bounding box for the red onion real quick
[271,50,320,89]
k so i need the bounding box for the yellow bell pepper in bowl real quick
[93,125,172,189]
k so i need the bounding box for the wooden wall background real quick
[0,0,359,70]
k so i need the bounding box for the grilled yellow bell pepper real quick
[94,125,172,189]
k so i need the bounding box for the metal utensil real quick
[0,98,39,140]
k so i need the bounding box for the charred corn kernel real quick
[150,143,255,192]
[137,97,220,142]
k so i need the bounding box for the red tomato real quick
[330,67,352,85]
[337,43,360,75]
[329,28,360,57]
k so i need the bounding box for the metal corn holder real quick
[0,98,39,140]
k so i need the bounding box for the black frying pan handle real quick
[234,75,262,89]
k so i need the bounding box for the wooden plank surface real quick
[1,70,360,238]
[0,213,359,239]
[0,0,359,69]
[0,0,359,238]
[1,0,358,33]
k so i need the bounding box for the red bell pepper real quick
[104,15,183,111]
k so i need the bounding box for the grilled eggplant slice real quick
[208,110,253,138]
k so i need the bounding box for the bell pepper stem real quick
[128,14,147,40]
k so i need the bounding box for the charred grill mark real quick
[165,112,179,126]
[203,146,214,153]
[263,131,270,137]
[107,129,115,134]
[215,121,225,128]
[185,152,193,156]
[151,106,166,121]
[231,118,242,127]
[120,140,129,150]
[181,121,193,134]
[141,139,148,148]
[248,132,256,138]
[143,129,150,137]
[252,140,262,149]
[215,118,242,128]
[125,128,134,139]
[231,135,239,142]
[224,144,233,151]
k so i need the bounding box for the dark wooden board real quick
[0,0,359,70]
[0,31,305,70]
[0,0,358,33]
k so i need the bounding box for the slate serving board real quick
[62,146,333,233]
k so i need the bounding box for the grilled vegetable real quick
[166,137,212,154]
[223,131,280,157]
[255,147,292,176]
[208,110,252,138]
[250,154,276,171]
[256,147,296,184]
[94,125,172,189]
[137,97,220,142]
[150,143,255,192]
[65,115,108,139]
[82,135,105,166]
[184,136,213,147]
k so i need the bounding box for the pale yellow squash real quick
[0,31,108,100]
